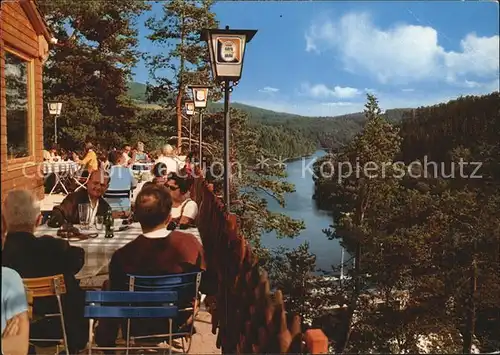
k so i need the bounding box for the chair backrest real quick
[23,274,67,298]
[128,272,201,292]
[84,291,178,319]
[128,272,202,311]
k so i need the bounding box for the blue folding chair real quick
[128,272,202,353]
[84,291,178,355]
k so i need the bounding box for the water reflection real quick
[261,150,342,274]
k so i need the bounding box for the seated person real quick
[131,141,149,164]
[47,170,110,227]
[1,211,30,355]
[166,172,198,226]
[2,190,87,353]
[73,142,98,174]
[152,162,168,185]
[95,184,207,348]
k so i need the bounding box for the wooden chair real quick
[25,288,34,320]
[23,274,69,355]
[128,271,202,353]
[84,291,178,355]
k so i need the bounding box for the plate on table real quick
[57,224,96,241]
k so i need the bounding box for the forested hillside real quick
[127,81,411,156]
[312,92,500,353]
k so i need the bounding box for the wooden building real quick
[1,0,53,200]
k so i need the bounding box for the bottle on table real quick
[104,208,114,238]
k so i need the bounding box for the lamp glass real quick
[47,102,62,115]
[210,33,246,81]
[185,102,195,116]
[192,87,209,108]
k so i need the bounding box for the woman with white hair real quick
[155,144,180,175]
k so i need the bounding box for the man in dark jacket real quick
[48,169,111,227]
[2,189,88,353]
[95,184,207,348]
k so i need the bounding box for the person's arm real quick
[179,201,198,225]
[2,312,30,355]
[130,151,137,165]
[1,269,30,355]
[47,193,77,227]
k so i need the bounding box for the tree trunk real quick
[338,242,361,353]
[463,241,478,354]
[176,12,186,149]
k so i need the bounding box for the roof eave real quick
[19,0,54,43]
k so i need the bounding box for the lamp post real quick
[185,101,195,152]
[47,102,62,145]
[188,85,212,165]
[201,26,257,212]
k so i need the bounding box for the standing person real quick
[155,144,179,175]
[1,212,30,355]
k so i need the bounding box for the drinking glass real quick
[95,215,104,231]
[78,203,90,230]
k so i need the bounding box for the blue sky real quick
[133,1,499,117]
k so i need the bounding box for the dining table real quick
[36,220,202,280]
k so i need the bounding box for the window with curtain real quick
[5,51,31,159]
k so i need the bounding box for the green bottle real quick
[104,208,114,238]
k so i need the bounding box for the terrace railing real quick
[190,173,329,354]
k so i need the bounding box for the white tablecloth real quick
[42,161,79,174]
[36,220,201,279]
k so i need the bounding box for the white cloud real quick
[301,83,361,99]
[258,86,279,93]
[305,12,499,85]
[402,88,415,92]
[238,81,498,117]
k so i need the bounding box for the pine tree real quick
[145,0,218,150]
[322,94,402,352]
[40,0,149,148]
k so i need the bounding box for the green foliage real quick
[40,0,150,149]
[191,108,306,247]
[267,242,334,330]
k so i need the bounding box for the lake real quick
[261,150,344,273]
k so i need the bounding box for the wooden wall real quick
[1,1,45,201]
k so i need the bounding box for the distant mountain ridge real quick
[126,81,411,121]
[126,81,413,150]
